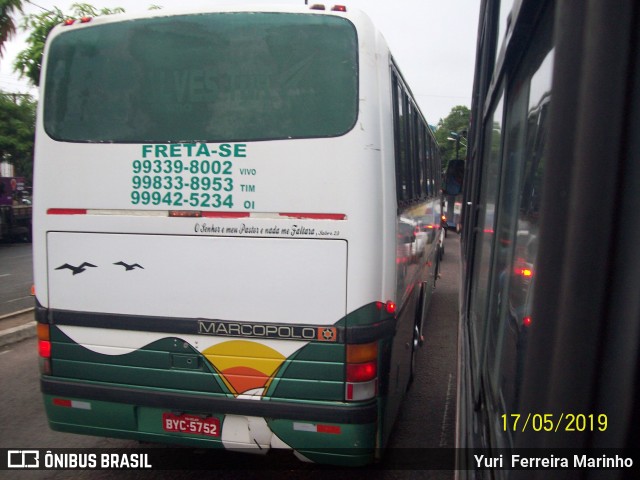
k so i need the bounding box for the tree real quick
[0,0,23,57]
[0,92,36,182]
[14,2,124,86]
[435,105,470,170]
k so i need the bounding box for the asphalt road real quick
[0,242,33,317]
[0,236,461,479]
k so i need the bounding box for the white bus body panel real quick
[47,232,347,324]
[32,7,396,321]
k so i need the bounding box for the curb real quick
[0,307,35,321]
[0,321,36,347]
[0,308,36,348]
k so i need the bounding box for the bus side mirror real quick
[443,159,465,196]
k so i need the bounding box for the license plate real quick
[162,413,220,437]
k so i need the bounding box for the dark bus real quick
[456,0,640,477]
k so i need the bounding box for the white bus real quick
[33,4,442,466]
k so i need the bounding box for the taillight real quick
[514,258,535,278]
[346,362,377,383]
[375,300,397,315]
[523,316,532,327]
[345,342,378,401]
[37,323,51,374]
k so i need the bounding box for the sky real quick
[0,0,480,124]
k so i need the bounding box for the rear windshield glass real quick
[44,13,358,143]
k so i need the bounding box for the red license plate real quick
[162,413,220,437]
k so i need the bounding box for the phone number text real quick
[131,191,233,208]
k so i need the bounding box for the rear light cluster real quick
[63,17,92,26]
[376,300,397,315]
[310,4,347,11]
[345,341,378,401]
[37,323,52,375]
[344,300,396,401]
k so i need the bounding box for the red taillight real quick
[375,300,397,315]
[346,342,378,401]
[523,316,532,327]
[331,5,347,12]
[38,340,51,358]
[80,16,92,23]
[346,361,377,383]
[386,301,397,315]
[514,259,535,278]
[63,19,75,26]
[37,324,51,373]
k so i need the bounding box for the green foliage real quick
[0,0,23,56]
[435,105,470,169]
[14,3,124,86]
[0,91,35,181]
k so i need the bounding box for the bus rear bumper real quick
[42,378,378,466]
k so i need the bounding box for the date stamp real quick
[502,413,607,433]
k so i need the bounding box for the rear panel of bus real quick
[33,6,398,465]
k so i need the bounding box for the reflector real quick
[47,208,87,215]
[169,210,202,218]
[201,211,250,218]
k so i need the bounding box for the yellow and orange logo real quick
[203,340,287,397]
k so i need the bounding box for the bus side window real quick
[468,91,504,404]
[483,8,554,442]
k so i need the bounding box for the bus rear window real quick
[43,13,358,143]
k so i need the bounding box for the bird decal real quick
[113,261,144,271]
[55,262,98,275]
